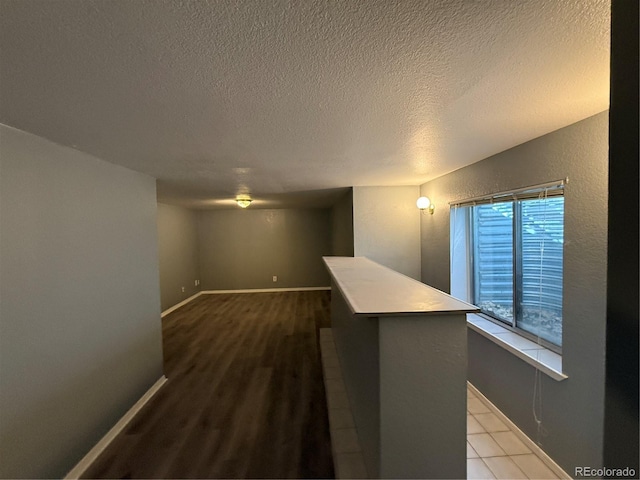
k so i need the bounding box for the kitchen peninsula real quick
[323,256,478,479]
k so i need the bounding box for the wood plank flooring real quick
[83,291,335,479]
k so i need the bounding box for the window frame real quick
[451,181,566,354]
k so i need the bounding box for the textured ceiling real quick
[0,0,610,208]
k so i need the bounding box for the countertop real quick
[323,256,479,317]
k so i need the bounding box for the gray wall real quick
[198,208,332,290]
[0,125,164,478]
[330,188,354,256]
[419,112,609,473]
[331,282,380,476]
[353,186,421,279]
[157,203,200,311]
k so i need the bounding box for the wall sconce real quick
[236,195,252,208]
[417,196,435,214]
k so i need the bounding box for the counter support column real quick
[323,256,478,479]
[379,314,467,479]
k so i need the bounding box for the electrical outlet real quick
[196,279,200,286]
[181,286,185,292]
[272,275,278,282]
[194,280,198,286]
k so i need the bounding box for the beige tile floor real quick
[320,329,368,479]
[466,388,560,480]
[320,328,563,480]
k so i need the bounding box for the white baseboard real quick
[64,375,168,479]
[467,382,571,480]
[201,286,331,294]
[161,287,331,318]
[161,292,203,318]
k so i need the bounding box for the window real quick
[451,183,565,348]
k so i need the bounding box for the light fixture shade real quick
[236,195,252,208]
[416,196,431,210]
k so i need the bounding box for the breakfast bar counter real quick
[323,256,478,479]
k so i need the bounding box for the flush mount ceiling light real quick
[236,195,252,208]
[417,196,435,214]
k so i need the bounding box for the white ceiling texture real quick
[0,0,610,209]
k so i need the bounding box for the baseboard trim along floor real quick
[467,383,571,480]
[161,287,332,318]
[201,286,331,294]
[64,375,168,480]
[161,292,203,318]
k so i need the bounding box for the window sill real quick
[467,314,568,382]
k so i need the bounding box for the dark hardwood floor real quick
[83,291,335,479]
